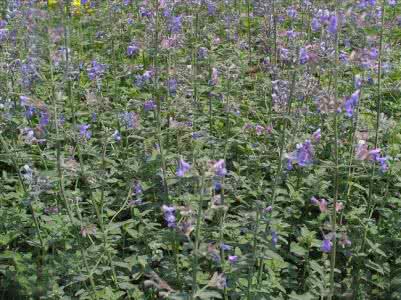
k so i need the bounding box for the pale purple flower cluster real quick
[162,205,176,228]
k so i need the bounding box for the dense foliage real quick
[1,0,401,299]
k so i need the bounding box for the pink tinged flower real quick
[264,206,273,213]
[255,125,264,135]
[335,202,344,212]
[210,68,219,86]
[319,198,328,213]
[356,140,369,160]
[176,159,191,177]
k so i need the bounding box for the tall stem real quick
[328,6,340,299]
[191,175,205,299]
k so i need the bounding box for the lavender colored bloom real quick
[92,112,97,122]
[25,106,35,119]
[377,156,389,173]
[321,239,332,253]
[311,17,321,32]
[310,196,319,206]
[214,180,222,192]
[120,112,139,129]
[207,2,217,15]
[228,255,238,264]
[39,111,49,128]
[296,140,314,167]
[0,20,7,29]
[213,159,227,177]
[287,7,297,18]
[198,47,208,59]
[127,42,140,56]
[177,159,191,177]
[312,129,321,142]
[220,243,232,251]
[87,60,106,81]
[369,47,378,60]
[388,0,397,6]
[162,205,176,228]
[328,15,338,35]
[271,231,278,246]
[210,68,219,86]
[167,78,177,96]
[355,75,362,89]
[344,90,360,117]
[264,206,273,213]
[112,130,121,142]
[299,47,309,65]
[170,15,182,34]
[144,100,156,111]
[79,124,91,140]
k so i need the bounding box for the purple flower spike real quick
[177,159,191,177]
[296,140,314,167]
[328,15,338,35]
[162,205,176,228]
[144,100,156,111]
[213,159,227,177]
[79,124,91,140]
[299,47,309,65]
[321,239,332,253]
[271,231,278,247]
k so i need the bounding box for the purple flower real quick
[170,15,182,34]
[311,17,321,32]
[220,243,232,251]
[207,2,217,15]
[228,255,238,264]
[377,156,389,173]
[144,100,156,112]
[127,42,140,57]
[177,159,191,177]
[120,112,139,129]
[210,68,219,86]
[79,124,91,140]
[287,7,297,19]
[213,159,227,177]
[344,90,360,117]
[39,111,49,128]
[25,106,35,120]
[271,231,278,247]
[299,47,309,65]
[328,15,338,35]
[112,130,121,142]
[167,78,177,96]
[310,196,319,206]
[162,205,176,228]
[198,47,208,60]
[264,206,273,213]
[296,140,314,167]
[388,0,397,6]
[312,129,321,143]
[321,239,332,253]
[87,60,106,81]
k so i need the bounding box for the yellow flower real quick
[48,0,58,7]
[72,0,81,8]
